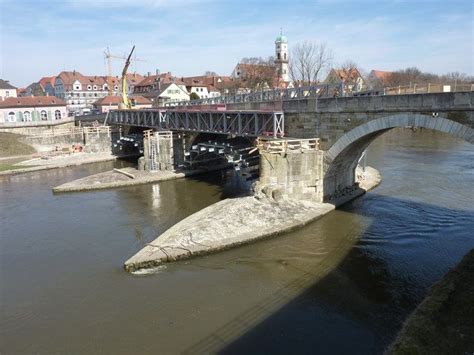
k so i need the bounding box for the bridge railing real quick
[383,83,474,95]
[162,83,345,108]
[257,137,320,153]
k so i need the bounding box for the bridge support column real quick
[142,130,185,171]
[255,138,324,202]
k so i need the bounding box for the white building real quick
[155,83,190,104]
[186,84,221,99]
[275,32,289,82]
[54,71,122,115]
[0,96,68,124]
[0,79,17,101]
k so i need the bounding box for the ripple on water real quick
[130,265,167,275]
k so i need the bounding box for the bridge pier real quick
[141,130,185,171]
[255,138,324,202]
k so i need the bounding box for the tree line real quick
[212,41,472,92]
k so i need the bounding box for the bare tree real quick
[204,71,217,77]
[289,41,332,86]
[238,56,277,90]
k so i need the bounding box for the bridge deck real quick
[109,109,285,137]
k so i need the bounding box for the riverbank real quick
[125,166,381,272]
[0,152,117,176]
[388,249,474,354]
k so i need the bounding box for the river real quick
[1,128,473,354]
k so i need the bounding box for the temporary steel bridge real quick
[108,109,285,138]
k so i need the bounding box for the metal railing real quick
[0,117,75,128]
[161,81,474,109]
[162,83,344,108]
[384,83,474,95]
[109,109,285,138]
[27,126,112,138]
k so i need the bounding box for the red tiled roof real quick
[333,68,362,81]
[125,73,144,84]
[38,76,56,89]
[0,96,66,108]
[135,73,175,87]
[56,71,124,88]
[94,95,151,106]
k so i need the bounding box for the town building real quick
[0,96,68,124]
[153,83,190,105]
[133,72,176,96]
[324,67,366,94]
[54,71,121,115]
[93,95,152,113]
[133,73,190,105]
[24,76,56,97]
[177,77,222,99]
[178,75,236,96]
[0,79,17,101]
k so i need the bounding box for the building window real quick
[23,111,31,121]
[6,91,9,97]
[277,53,281,60]
[75,85,80,90]
[93,85,97,90]
[55,110,62,120]
[284,53,287,60]
[40,110,48,120]
[87,85,92,90]
[8,112,15,122]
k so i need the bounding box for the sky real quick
[0,0,473,87]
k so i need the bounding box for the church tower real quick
[275,30,289,82]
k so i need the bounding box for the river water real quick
[1,129,473,354]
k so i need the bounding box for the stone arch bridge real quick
[109,91,473,202]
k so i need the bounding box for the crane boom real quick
[119,45,136,109]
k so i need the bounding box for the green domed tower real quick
[275,30,289,82]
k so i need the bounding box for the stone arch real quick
[323,113,474,201]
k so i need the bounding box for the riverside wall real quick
[21,129,116,153]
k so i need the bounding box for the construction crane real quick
[103,46,145,96]
[119,45,136,109]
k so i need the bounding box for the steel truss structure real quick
[184,141,258,171]
[163,83,344,108]
[109,109,285,137]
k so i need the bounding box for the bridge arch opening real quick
[323,114,474,201]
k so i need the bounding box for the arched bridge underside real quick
[323,114,474,200]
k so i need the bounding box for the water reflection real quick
[1,129,473,354]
